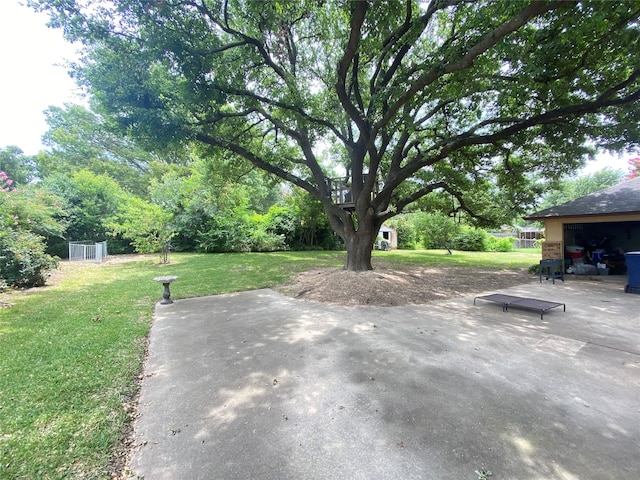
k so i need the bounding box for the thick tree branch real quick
[350,54,365,112]
[381,181,488,224]
[202,40,251,55]
[382,72,640,194]
[472,81,640,146]
[190,0,294,91]
[335,1,369,135]
[202,108,331,199]
[209,83,351,145]
[379,181,446,221]
[195,131,318,196]
[388,125,412,178]
[373,1,569,139]
[371,0,461,93]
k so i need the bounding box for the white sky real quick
[0,0,83,155]
[0,0,634,176]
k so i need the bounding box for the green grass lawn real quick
[0,249,540,479]
[372,248,541,269]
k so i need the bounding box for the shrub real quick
[486,235,516,252]
[263,205,297,247]
[0,173,62,287]
[247,213,289,252]
[249,230,287,252]
[388,216,417,249]
[0,229,59,288]
[451,227,488,251]
[196,220,251,252]
[416,213,460,250]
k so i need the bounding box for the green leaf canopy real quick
[32,0,640,269]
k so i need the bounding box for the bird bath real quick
[153,276,178,304]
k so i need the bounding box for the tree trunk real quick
[325,197,380,271]
[344,234,374,270]
[342,221,378,271]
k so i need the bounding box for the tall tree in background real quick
[42,170,130,256]
[37,105,179,195]
[537,167,625,210]
[0,146,36,186]
[33,0,640,270]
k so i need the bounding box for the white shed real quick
[377,224,398,250]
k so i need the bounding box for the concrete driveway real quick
[130,277,639,480]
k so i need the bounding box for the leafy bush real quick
[194,215,252,253]
[0,172,62,287]
[283,188,335,250]
[249,230,287,252]
[451,227,488,251]
[0,228,59,288]
[388,215,417,249]
[247,212,290,252]
[417,213,460,250]
[263,205,297,246]
[107,195,174,255]
[486,235,516,252]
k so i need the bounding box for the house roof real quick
[525,176,640,220]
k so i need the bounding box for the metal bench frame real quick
[474,294,566,320]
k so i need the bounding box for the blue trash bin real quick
[624,252,640,294]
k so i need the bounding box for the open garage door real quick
[564,221,640,275]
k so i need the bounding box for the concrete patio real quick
[130,276,639,479]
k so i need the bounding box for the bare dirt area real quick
[275,265,536,306]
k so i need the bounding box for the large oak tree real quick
[33,0,639,270]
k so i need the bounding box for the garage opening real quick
[564,221,640,275]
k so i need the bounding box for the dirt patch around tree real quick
[275,265,536,306]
